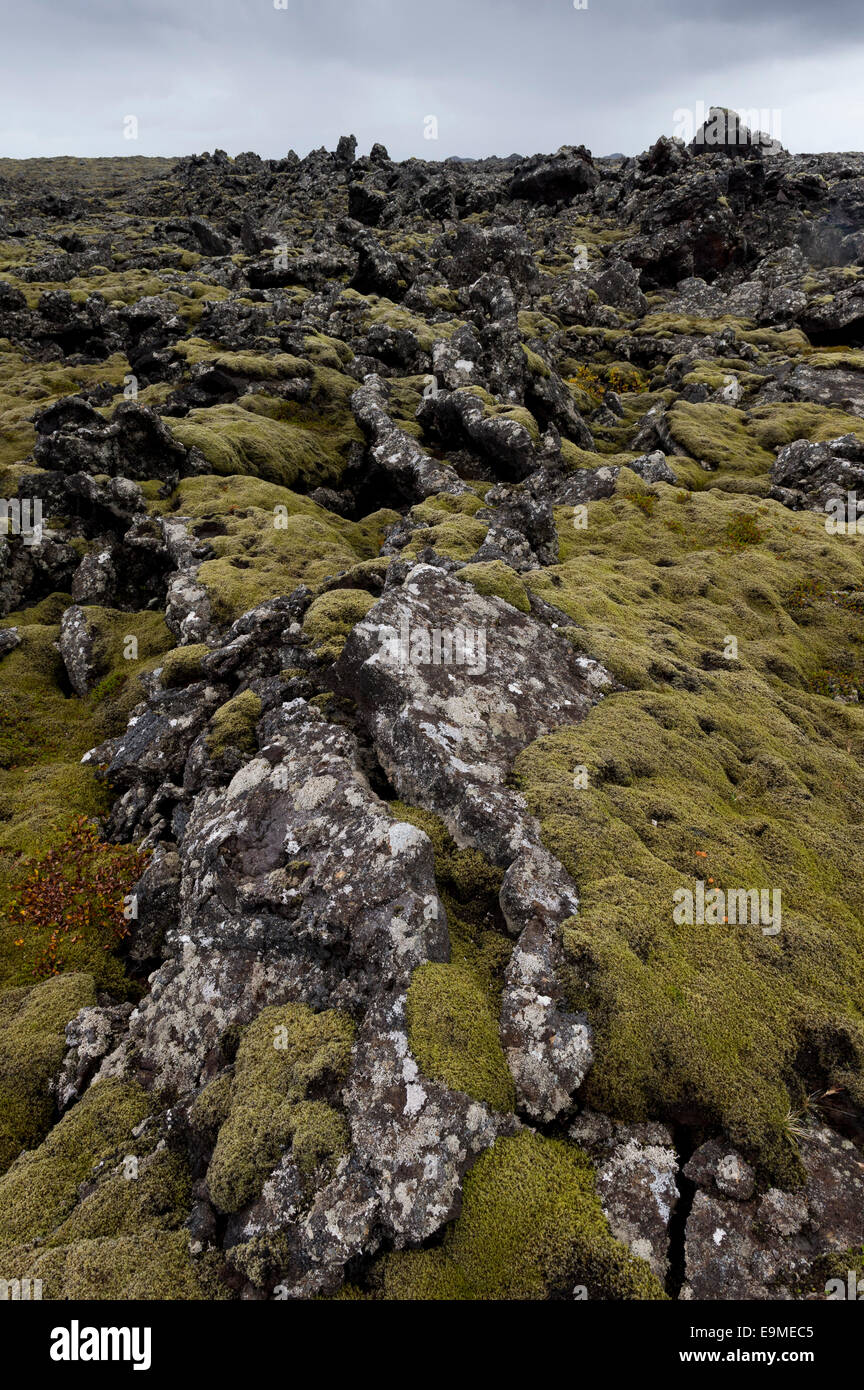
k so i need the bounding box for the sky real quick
[1,0,863,160]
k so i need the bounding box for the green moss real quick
[796,1247,864,1299]
[389,803,511,1011]
[173,338,310,380]
[0,1231,225,1300]
[747,403,864,452]
[521,344,551,377]
[0,972,95,1173]
[158,643,209,687]
[402,508,489,562]
[370,1131,664,1300]
[512,482,864,1179]
[0,1078,152,1247]
[411,490,487,522]
[0,610,159,992]
[456,559,532,612]
[666,402,776,480]
[74,605,174,713]
[161,475,392,624]
[406,962,515,1112]
[360,297,460,354]
[287,1100,350,1178]
[207,690,262,758]
[206,1003,353,1215]
[0,350,129,467]
[168,394,359,491]
[302,588,378,661]
[459,384,542,444]
[51,1146,191,1246]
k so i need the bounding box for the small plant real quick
[725,513,762,547]
[10,816,147,978]
[623,487,656,516]
[566,362,648,407]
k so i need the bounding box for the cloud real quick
[1,0,861,158]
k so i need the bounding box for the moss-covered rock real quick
[160,475,394,624]
[456,559,531,612]
[361,1130,665,1300]
[0,972,95,1173]
[406,962,515,1112]
[0,1078,152,1247]
[302,588,378,661]
[205,1002,353,1214]
[513,478,864,1180]
[207,689,262,758]
[157,643,209,688]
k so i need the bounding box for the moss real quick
[360,297,460,354]
[158,643,209,687]
[302,588,378,661]
[371,1131,664,1300]
[389,803,510,1012]
[0,350,129,468]
[411,490,487,522]
[406,962,515,1112]
[169,391,361,494]
[521,344,551,377]
[666,401,776,481]
[402,509,489,562]
[747,402,864,452]
[173,337,310,380]
[456,559,531,612]
[560,441,636,471]
[0,1231,226,1300]
[517,310,560,342]
[0,612,157,992]
[796,1247,864,1299]
[0,1078,152,1247]
[287,1100,349,1178]
[190,1071,234,1136]
[75,605,174,711]
[0,972,95,1173]
[207,690,262,758]
[206,1002,353,1215]
[50,1146,191,1246]
[459,384,542,444]
[161,475,392,625]
[512,481,864,1179]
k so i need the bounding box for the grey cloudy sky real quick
[1,0,862,160]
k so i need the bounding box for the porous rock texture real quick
[0,115,863,1301]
